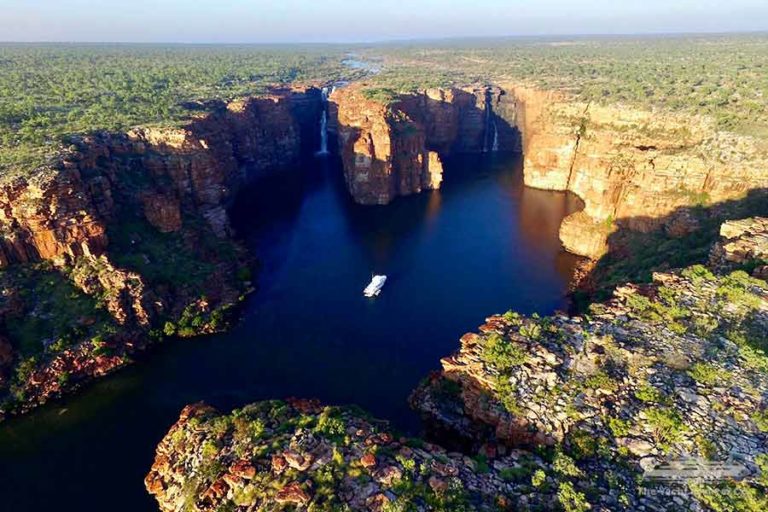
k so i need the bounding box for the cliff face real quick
[410,219,768,510]
[0,86,322,418]
[330,87,444,205]
[506,83,768,258]
[710,217,768,275]
[330,85,520,205]
[334,81,767,259]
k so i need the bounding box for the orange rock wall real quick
[331,85,520,205]
[505,83,768,258]
[0,87,322,267]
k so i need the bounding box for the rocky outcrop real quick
[147,399,593,512]
[0,86,323,420]
[411,219,768,510]
[710,217,768,279]
[330,87,444,205]
[0,170,110,267]
[506,83,768,258]
[330,85,520,205]
[70,255,158,327]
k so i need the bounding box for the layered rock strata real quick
[333,82,768,260]
[0,86,323,419]
[506,84,768,258]
[710,217,768,279]
[330,85,519,205]
[0,86,322,267]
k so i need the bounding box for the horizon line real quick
[1,29,767,46]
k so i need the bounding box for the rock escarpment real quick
[411,218,768,510]
[710,217,768,279]
[330,85,519,205]
[333,81,768,261]
[507,84,768,258]
[0,86,323,419]
[0,87,322,266]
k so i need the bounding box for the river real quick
[0,152,581,511]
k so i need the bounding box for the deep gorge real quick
[0,146,581,512]
[1,76,767,512]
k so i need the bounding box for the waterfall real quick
[316,86,330,156]
[318,111,328,155]
[483,88,497,153]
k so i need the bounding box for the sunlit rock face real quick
[334,81,767,259]
[0,87,323,419]
[0,86,322,268]
[710,216,768,278]
[506,83,768,258]
[330,85,520,205]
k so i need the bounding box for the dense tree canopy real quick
[2,36,767,178]
[0,44,354,176]
[362,34,768,136]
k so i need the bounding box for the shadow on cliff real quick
[406,88,521,155]
[573,187,768,308]
[329,86,521,206]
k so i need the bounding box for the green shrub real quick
[583,371,619,393]
[681,264,716,284]
[553,451,583,477]
[472,454,490,474]
[557,481,591,512]
[688,362,730,386]
[689,481,768,512]
[635,383,665,403]
[645,407,687,451]
[480,334,527,372]
[531,469,547,488]
[751,410,768,433]
[607,417,631,437]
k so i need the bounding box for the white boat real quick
[363,275,387,297]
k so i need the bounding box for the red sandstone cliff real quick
[1,86,322,268]
[330,87,443,205]
[334,82,767,258]
[330,84,519,205]
[505,84,768,258]
[0,86,323,418]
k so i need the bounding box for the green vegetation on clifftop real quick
[0,44,355,177]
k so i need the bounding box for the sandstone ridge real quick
[330,84,520,205]
[0,86,323,419]
[332,82,768,260]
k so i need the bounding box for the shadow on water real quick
[0,151,581,512]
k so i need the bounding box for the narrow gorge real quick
[1,69,767,512]
[3,73,768,423]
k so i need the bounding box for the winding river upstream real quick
[0,152,580,511]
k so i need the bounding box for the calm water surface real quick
[0,152,580,512]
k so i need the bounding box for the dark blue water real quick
[0,152,580,512]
